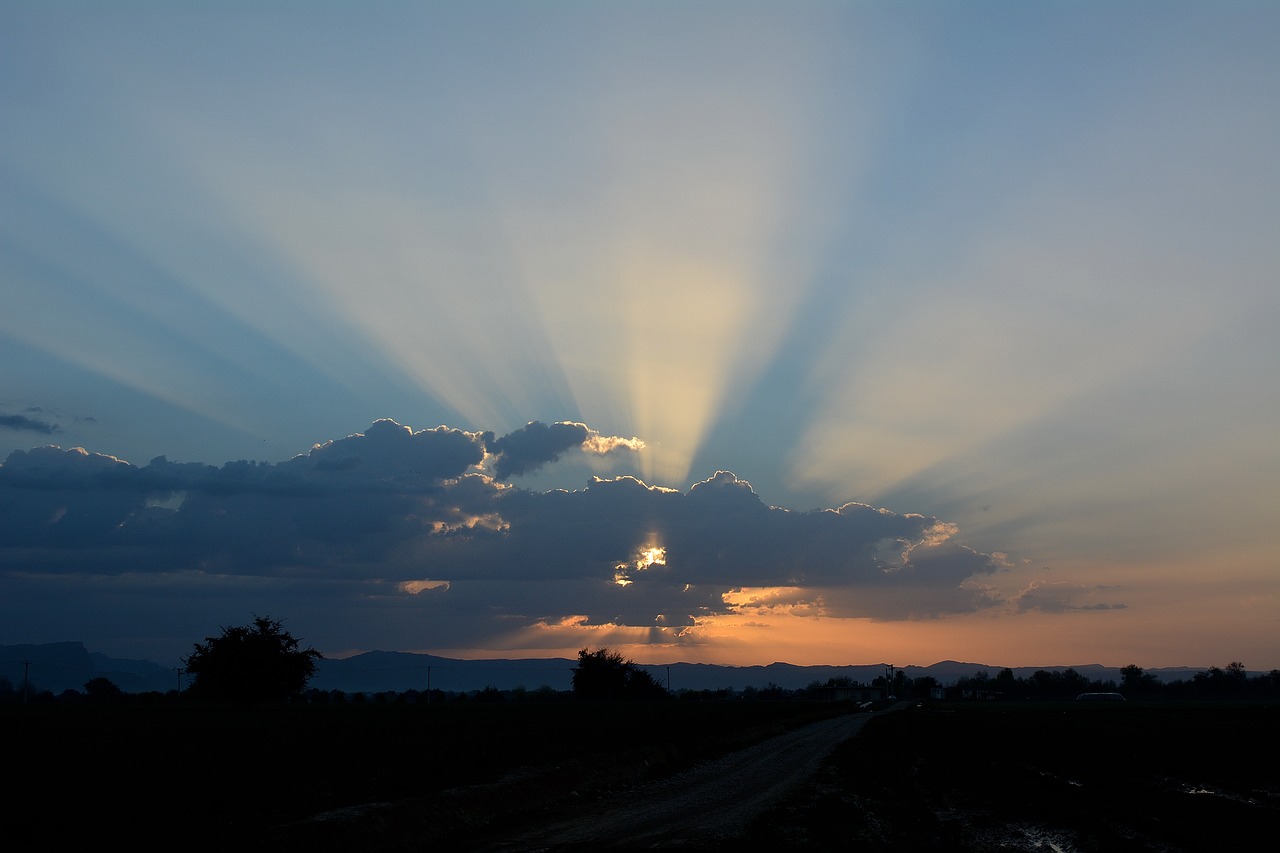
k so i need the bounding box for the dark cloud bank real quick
[0,411,59,435]
[0,419,1016,658]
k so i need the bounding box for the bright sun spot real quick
[637,546,667,569]
[614,544,667,586]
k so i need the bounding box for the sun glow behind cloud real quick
[106,4,865,492]
[614,544,667,586]
[456,9,850,488]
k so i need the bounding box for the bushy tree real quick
[84,677,125,701]
[572,647,666,700]
[912,676,941,698]
[184,615,322,703]
[1120,664,1161,698]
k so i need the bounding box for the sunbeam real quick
[2,1,1277,673]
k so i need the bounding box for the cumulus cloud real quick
[487,420,644,479]
[0,419,1010,658]
[304,418,486,481]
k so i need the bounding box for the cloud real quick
[1,444,129,482]
[0,445,142,548]
[0,412,59,435]
[487,421,644,479]
[0,419,1009,658]
[304,418,486,481]
[1012,580,1127,614]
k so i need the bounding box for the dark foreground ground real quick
[6,696,846,850]
[8,698,1277,851]
[747,700,1280,852]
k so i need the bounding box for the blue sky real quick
[2,1,1277,671]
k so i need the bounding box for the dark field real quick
[750,700,1280,852]
[6,696,845,850]
[8,698,1277,851]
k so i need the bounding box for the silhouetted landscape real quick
[6,638,1277,850]
[0,640,1239,697]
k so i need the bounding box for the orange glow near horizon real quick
[391,557,1277,671]
[424,579,1279,671]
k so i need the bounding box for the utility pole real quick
[426,665,431,703]
[666,666,670,692]
[22,660,31,704]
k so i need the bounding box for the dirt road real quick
[478,709,875,851]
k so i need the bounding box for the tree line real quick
[1,616,674,705]
[5,614,1278,704]
[917,661,1280,701]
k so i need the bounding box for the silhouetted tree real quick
[1190,661,1250,698]
[625,666,665,698]
[1120,664,1161,698]
[993,667,1018,696]
[183,615,322,703]
[84,677,125,701]
[912,676,941,699]
[572,647,667,700]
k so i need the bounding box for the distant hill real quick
[0,642,1220,696]
[309,650,579,693]
[306,653,1214,694]
[0,642,175,695]
[905,660,1211,688]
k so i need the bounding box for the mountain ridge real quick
[1,642,1220,696]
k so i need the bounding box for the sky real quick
[2,1,1277,673]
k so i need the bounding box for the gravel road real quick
[478,709,875,851]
